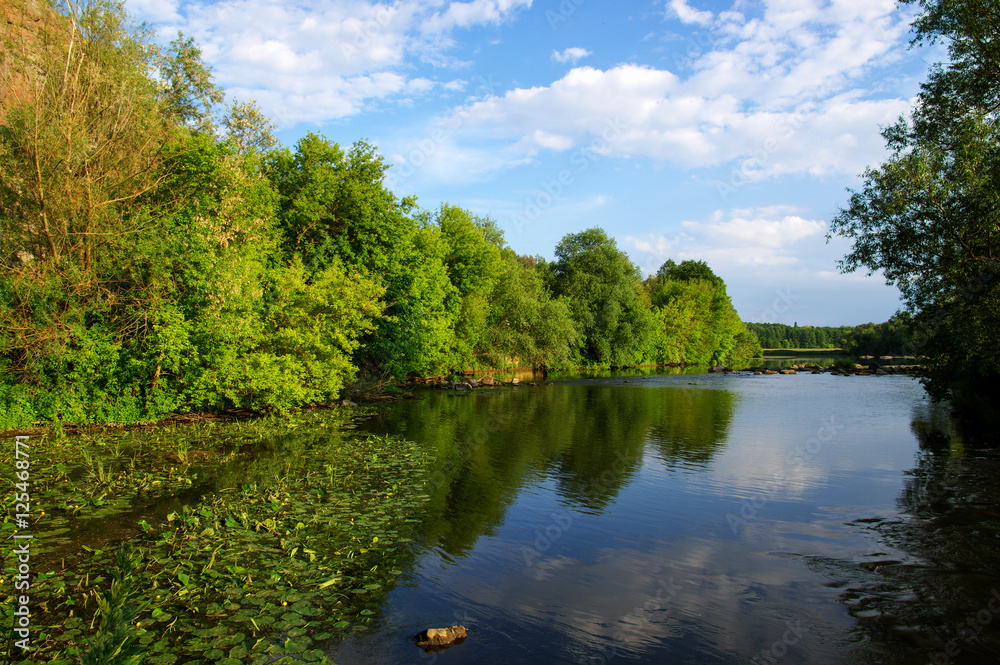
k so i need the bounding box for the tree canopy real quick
[0,0,761,429]
[829,0,1000,414]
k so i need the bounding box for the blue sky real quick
[125,0,940,326]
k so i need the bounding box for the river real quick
[330,371,1000,664]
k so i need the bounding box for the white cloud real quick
[620,207,902,324]
[420,0,533,33]
[552,47,592,65]
[625,206,828,273]
[666,0,714,26]
[125,0,533,125]
[683,208,827,250]
[126,0,182,22]
[418,0,915,178]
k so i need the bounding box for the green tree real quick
[829,0,1000,412]
[480,252,579,369]
[436,204,504,366]
[223,99,278,155]
[0,0,183,423]
[645,260,759,366]
[156,31,225,134]
[550,228,652,366]
[657,259,723,285]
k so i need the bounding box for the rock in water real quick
[415,625,468,652]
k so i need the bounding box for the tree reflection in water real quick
[817,402,1000,664]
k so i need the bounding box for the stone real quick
[480,376,495,386]
[415,625,467,652]
[510,377,520,385]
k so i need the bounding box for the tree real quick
[480,251,579,369]
[657,259,722,285]
[829,0,1000,413]
[0,0,179,413]
[551,228,652,366]
[156,31,225,134]
[436,204,504,365]
[223,99,278,155]
[645,261,759,367]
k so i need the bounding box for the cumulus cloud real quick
[625,206,828,275]
[124,0,533,125]
[552,47,592,64]
[620,207,902,324]
[421,0,533,33]
[666,0,714,26]
[428,0,914,177]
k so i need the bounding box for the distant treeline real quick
[0,1,759,428]
[746,315,913,357]
[745,323,852,350]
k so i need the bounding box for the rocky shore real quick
[734,363,920,377]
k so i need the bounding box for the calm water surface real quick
[333,372,1000,664]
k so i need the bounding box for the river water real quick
[332,372,1000,664]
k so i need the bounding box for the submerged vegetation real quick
[0,0,759,430]
[0,411,435,663]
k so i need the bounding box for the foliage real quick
[0,0,762,427]
[829,0,1000,412]
[551,228,653,366]
[266,133,416,276]
[81,546,146,665]
[645,263,761,367]
[156,31,225,134]
[221,258,384,413]
[840,314,913,357]
[223,99,279,155]
[0,415,432,664]
[746,322,854,350]
[480,252,579,369]
[656,259,723,285]
[436,204,504,366]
